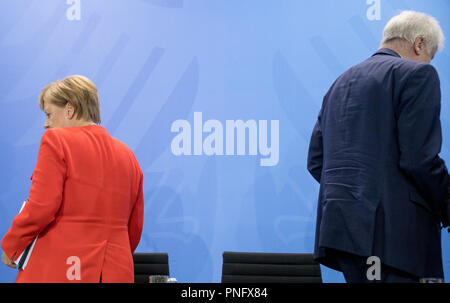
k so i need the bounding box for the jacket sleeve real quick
[1,130,66,260]
[307,107,324,183]
[443,176,450,228]
[128,168,144,253]
[397,64,449,220]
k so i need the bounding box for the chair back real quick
[221,251,322,283]
[133,253,170,283]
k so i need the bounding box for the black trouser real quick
[332,250,419,283]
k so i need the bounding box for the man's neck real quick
[380,38,419,61]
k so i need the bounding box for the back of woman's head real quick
[39,75,101,124]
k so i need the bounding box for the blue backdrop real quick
[0,0,449,283]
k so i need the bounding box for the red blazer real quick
[1,125,144,282]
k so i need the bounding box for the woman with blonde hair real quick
[1,75,144,283]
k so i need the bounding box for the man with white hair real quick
[308,11,449,282]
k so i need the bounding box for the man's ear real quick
[413,36,426,55]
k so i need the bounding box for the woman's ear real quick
[65,103,75,120]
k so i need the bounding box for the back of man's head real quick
[381,11,444,55]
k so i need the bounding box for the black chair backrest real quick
[221,251,322,283]
[133,253,170,283]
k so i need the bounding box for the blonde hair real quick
[381,11,445,54]
[39,75,101,123]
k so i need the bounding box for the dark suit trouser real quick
[332,250,419,283]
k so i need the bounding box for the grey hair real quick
[381,10,445,54]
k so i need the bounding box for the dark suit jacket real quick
[307,48,449,278]
[445,177,450,227]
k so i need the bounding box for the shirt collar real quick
[372,48,401,58]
